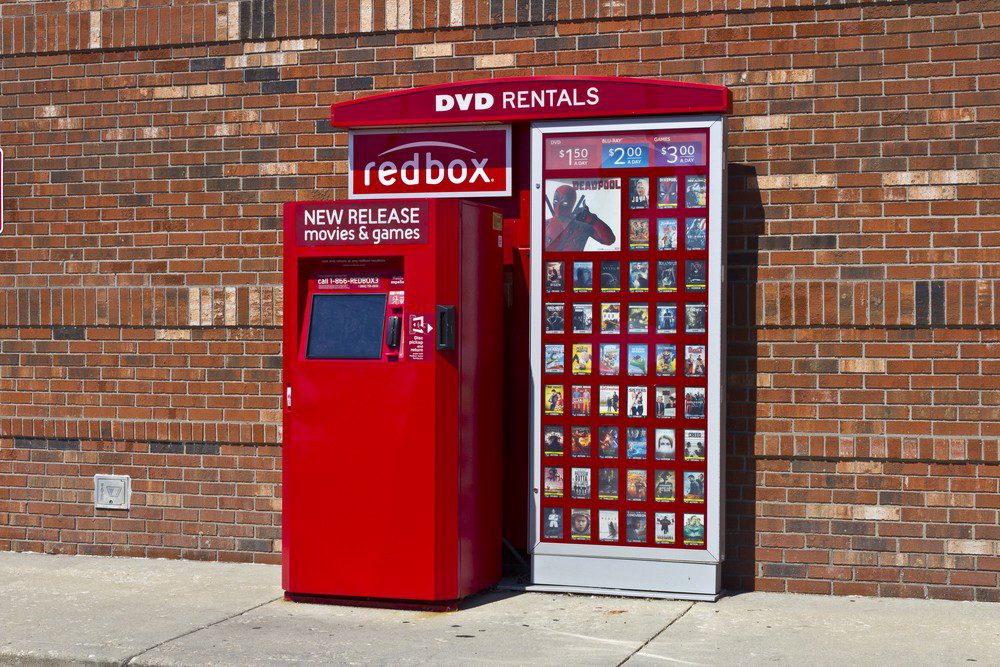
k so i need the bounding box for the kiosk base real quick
[530,553,721,600]
[284,592,472,612]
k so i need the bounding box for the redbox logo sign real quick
[349,126,511,200]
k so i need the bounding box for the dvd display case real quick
[530,116,725,599]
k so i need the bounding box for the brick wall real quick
[0,0,997,598]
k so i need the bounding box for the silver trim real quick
[528,116,727,595]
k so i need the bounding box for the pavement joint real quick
[616,601,695,667]
[118,597,284,667]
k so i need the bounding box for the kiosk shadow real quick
[722,163,765,594]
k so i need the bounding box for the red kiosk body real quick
[282,199,503,605]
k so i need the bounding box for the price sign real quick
[653,134,705,166]
[544,137,601,170]
[602,142,648,169]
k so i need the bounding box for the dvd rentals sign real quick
[348,126,511,200]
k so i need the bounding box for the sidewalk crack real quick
[118,596,283,666]
[615,601,695,667]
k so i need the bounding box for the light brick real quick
[907,185,956,200]
[154,329,192,341]
[743,115,790,131]
[415,43,454,58]
[475,54,516,69]
[840,358,887,373]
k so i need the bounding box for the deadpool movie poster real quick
[544,178,622,252]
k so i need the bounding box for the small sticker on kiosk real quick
[406,313,434,362]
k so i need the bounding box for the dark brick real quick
[578,34,619,49]
[190,57,225,71]
[336,77,373,92]
[758,236,791,250]
[237,538,273,552]
[261,80,297,95]
[14,438,81,451]
[244,67,280,82]
[52,326,85,341]
[794,234,837,250]
[915,281,930,326]
[930,281,945,325]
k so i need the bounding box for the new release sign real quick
[296,201,429,246]
[348,126,511,200]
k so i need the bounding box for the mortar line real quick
[119,596,283,666]
[616,601,695,667]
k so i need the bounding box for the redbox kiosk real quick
[282,199,504,606]
[289,76,730,603]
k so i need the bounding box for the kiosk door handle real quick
[385,316,401,350]
[436,305,456,351]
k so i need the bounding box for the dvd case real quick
[684,344,706,377]
[654,512,675,544]
[544,466,564,498]
[685,303,706,334]
[627,303,648,333]
[543,425,564,456]
[598,426,619,458]
[685,217,706,250]
[684,175,707,208]
[655,386,676,419]
[654,428,676,460]
[573,261,593,291]
[543,507,563,539]
[654,470,675,502]
[626,469,647,501]
[626,426,647,459]
[657,177,678,209]
[626,344,647,376]
[685,259,706,291]
[600,260,621,292]
[571,343,592,375]
[629,218,649,250]
[599,385,620,416]
[544,385,564,416]
[545,303,565,334]
[570,508,591,541]
[600,302,621,333]
[657,217,677,250]
[683,513,705,545]
[657,260,677,292]
[627,386,647,417]
[684,429,706,461]
[656,303,677,334]
[598,509,620,542]
[545,344,565,374]
[571,467,591,499]
[628,261,649,292]
[570,385,591,416]
[599,343,620,375]
[572,303,593,334]
[684,386,706,419]
[570,425,591,457]
[629,177,650,209]
[625,510,646,543]
[598,468,619,501]
[683,471,705,503]
[655,343,676,376]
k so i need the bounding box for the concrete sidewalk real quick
[1,552,998,666]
